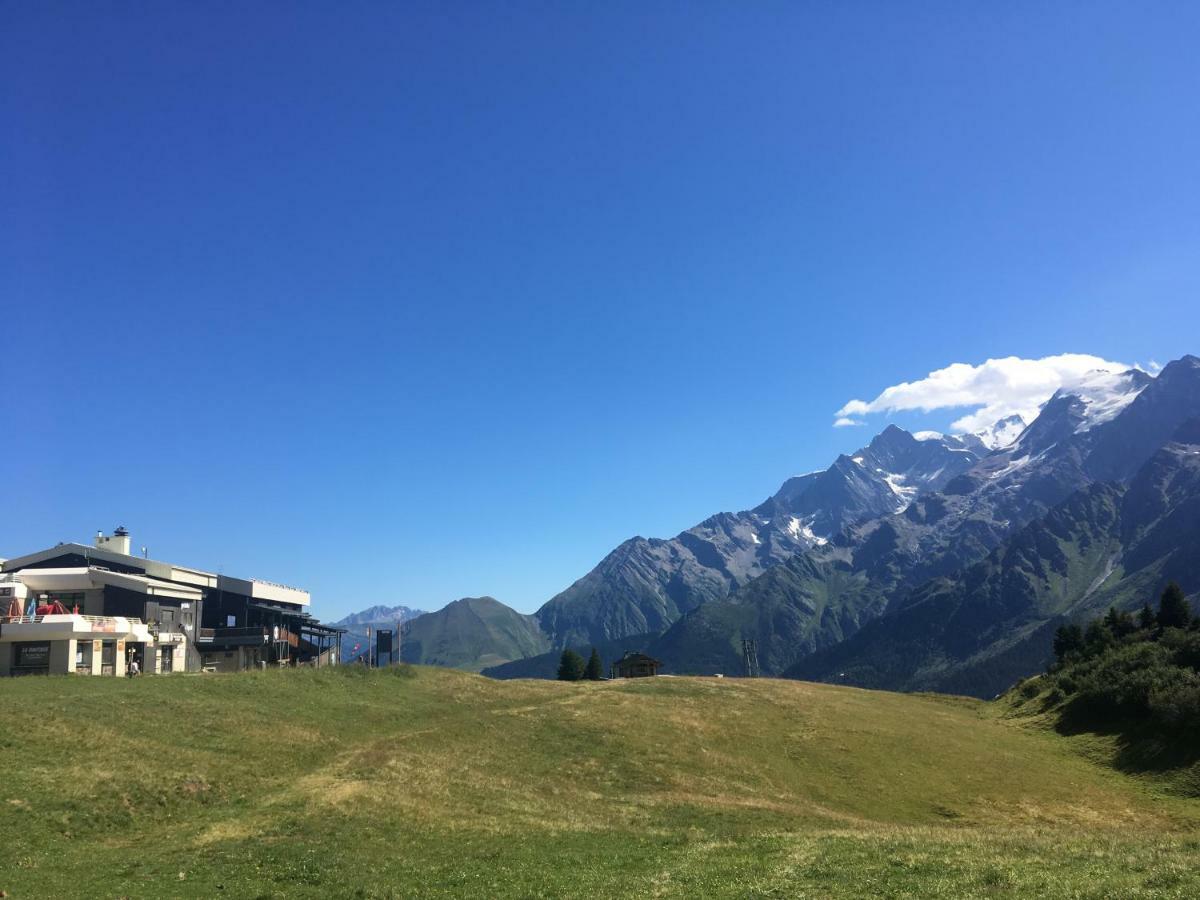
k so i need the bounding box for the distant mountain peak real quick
[868,424,917,451]
[334,603,426,628]
[1049,368,1152,434]
[972,414,1027,450]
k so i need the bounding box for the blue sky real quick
[3,3,1199,618]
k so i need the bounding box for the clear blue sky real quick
[3,3,1199,618]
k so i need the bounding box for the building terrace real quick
[1,528,343,677]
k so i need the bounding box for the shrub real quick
[1148,673,1200,733]
[1167,629,1200,670]
[1018,678,1041,700]
[1027,584,1200,748]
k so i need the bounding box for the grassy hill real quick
[400,596,548,671]
[2,668,1199,898]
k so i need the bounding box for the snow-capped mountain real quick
[1059,367,1153,432]
[645,356,1200,682]
[970,414,1027,450]
[413,354,1200,684]
[536,424,986,647]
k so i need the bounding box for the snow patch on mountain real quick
[786,515,828,546]
[971,414,1027,450]
[1059,369,1150,432]
[883,472,917,510]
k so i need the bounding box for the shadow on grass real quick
[1053,700,1200,790]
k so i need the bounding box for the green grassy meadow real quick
[1,666,1198,898]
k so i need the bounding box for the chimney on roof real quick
[95,527,132,556]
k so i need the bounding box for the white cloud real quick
[833,416,864,428]
[835,353,1133,434]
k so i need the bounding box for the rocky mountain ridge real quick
[345,355,1200,689]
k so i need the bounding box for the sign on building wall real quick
[15,642,50,668]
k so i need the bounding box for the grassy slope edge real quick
[2,667,1198,899]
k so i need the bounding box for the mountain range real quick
[341,354,1200,697]
[332,604,426,663]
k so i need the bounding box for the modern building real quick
[0,528,343,677]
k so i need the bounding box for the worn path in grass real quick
[1,666,1197,898]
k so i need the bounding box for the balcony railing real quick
[1,614,144,627]
[196,626,269,645]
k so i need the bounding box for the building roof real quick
[617,652,661,665]
[2,542,309,607]
[15,567,203,601]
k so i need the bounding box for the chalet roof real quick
[617,651,661,665]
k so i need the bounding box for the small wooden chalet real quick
[612,650,661,678]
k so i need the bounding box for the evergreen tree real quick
[584,648,604,681]
[557,649,585,681]
[1116,609,1136,636]
[1157,581,1192,630]
[1103,607,1136,638]
[1084,619,1115,655]
[1052,623,1084,663]
[1138,603,1156,630]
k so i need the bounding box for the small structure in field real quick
[611,651,661,679]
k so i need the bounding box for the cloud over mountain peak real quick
[835,353,1135,433]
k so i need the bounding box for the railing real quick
[196,626,268,644]
[1,614,144,627]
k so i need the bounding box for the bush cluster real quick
[1047,582,1200,736]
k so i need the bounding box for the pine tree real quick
[1084,619,1114,655]
[557,649,586,681]
[1138,602,1156,630]
[1157,581,1192,630]
[583,648,603,680]
[1052,623,1084,663]
[1103,607,1136,638]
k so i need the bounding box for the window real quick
[160,647,174,673]
[46,591,84,607]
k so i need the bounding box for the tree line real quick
[557,647,604,681]
[1037,582,1200,735]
